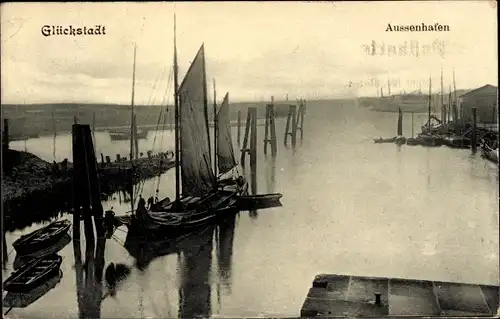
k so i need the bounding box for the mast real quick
[440,67,444,124]
[428,74,432,130]
[213,78,218,187]
[130,44,137,161]
[387,78,391,96]
[52,112,57,161]
[453,69,458,122]
[92,112,96,151]
[173,13,181,203]
[448,85,452,123]
[411,112,414,138]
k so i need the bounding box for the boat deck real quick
[300,274,499,317]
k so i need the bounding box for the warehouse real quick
[458,84,498,124]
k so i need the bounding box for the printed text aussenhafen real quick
[386,23,450,32]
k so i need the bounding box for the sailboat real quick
[124,18,243,238]
[394,108,406,145]
[417,75,443,147]
[214,92,248,195]
[373,107,406,144]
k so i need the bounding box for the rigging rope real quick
[130,65,173,203]
[131,65,173,202]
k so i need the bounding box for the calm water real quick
[4,100,499,318]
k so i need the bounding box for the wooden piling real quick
[471,107,477,152]
[72,124,105,242]
[2,231,7,269]
[237,110,241,145]
[284,105,298,147]
[264,103,277,156]
[296,100,305,141]
[2,118,9,150]
[240,107,257,169]
[250,107,257,183]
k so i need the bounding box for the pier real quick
[301,274,499,317]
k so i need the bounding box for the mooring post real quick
[237,110,241,145]
[249,107,257,183]
[2,231,7,269]
[471,107,477,152]
[270,103,277,156]
[240,108,253,167]
[2,118,9,150]
[284,104,298,147]
[72,125,82,241]
[264,104,270,155]
[263,103,277,156]
[291,105,297,147]
[72,124,105,242]
[297,100,305,141]
[284,106,292,146]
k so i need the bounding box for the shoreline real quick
[2,149,174,232]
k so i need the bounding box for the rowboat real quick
[3,254,63,293]
[13,233,71,270]
[373,137,396,144]
[12,220,71,256]
[2,269,62,309]
[236,193,283,210]
[109,130,148,141]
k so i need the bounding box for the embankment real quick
[2,149,173,232]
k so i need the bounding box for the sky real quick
[1,1,498,104]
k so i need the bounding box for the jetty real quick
[301,274,499,317]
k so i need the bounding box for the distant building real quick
[458,84,498,124]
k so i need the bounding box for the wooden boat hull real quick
[394,136,406,145]
[417,135,444,147]
[109,130,148,141]
[236,193,283,210]
[405,138,420,146]
[12,220,71,257]
[3,254,63,293]
[2,269,62,308]
[374,137,396,144]
[13,234,72,270]
[126,191,239,239]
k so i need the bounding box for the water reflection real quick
[178,224,215,318]
[216,213,237,293]
[73,234,106,318]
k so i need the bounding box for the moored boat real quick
[3,254,63,293]
[109,129,148,141]
[12,219,71,256]
[124,39,244,239]
[374,137,396,144]
[236,193,283,210]
[405,137,421,146]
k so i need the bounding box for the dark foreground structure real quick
[301,274,499,317]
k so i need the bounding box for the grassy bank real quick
[2,149,172,232]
